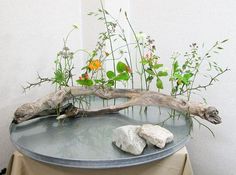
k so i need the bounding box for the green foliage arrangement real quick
[23,0,229,135]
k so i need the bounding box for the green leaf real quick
[173,61,179,73]
[182,73,193,84]
[169,77,175,81]
[106,71,115,79]
[218,66,223,72]
[72,24,79,29]
[117,61,127,73]
[106,80,114,87]
[183,73,193,80]
[94,79,105,84]
[156,78,163,89]
[104,10,109,15]
[81,66,88,70]
[114,72,130,81]
[145,69,155,75]
[146,76,154,82]
[54,69,66,84]
[182,79,189,85]
[174,73,182,80]
[157,71,168,77]
[76,79,94,86]
[153,64,163,69]
[140,59,149,65]
[221,39,228,43]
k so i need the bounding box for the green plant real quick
[23,25,80,91]
[170,41,229,101]
[87,5,167,91]
[169,41,229,136]
[139,36,168,91]
[125,13,148,90]
[77,60,131,88]
[106,61,131,87]
[88,6,134,89]
[170,53,193,98]
[22,4,229,137]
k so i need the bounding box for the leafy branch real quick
[179,68,229,95]
[170,40,229,101]
[105,9,134,88]
[23,25,79,92]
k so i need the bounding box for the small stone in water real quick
[139,124,174,148]
[112,125,146,155]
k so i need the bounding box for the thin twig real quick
[178,68,229,95]
[23,73,52,92]
[100,0,117,87]
[125,12,148,90]
[107,12,134,88]
[192,116,215,137]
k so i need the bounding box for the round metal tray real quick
[10,97,191,168]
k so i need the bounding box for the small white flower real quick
[136,32,146,41]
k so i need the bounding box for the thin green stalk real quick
[100,0,117,88]
[107,13,134,88]
[125,12,148,90]
[187,44,217,101]
[192,116,215,137]
[139,72,143,90]
[101,43,136,62]
[158,89,162,115]
[63,28,76,47]
[135,48,143,89]
[73,49,91,56]
[170,64,176,116]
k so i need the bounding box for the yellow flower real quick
[88,59,102,71]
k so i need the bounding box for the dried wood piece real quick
[14,89,71,123]
[14,86,221,124]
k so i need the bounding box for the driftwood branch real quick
[14,86,221,124]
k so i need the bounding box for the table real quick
[6,147,193,175]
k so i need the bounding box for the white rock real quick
[138,124,174,148]
[112,125,146,155]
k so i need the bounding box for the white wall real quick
[129,1,236,175]
[0,0,82,168]
[1,0,236,174]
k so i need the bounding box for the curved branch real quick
[14,86,221,124]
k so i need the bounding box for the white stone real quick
[138,124,174,148]
[112,125,146,155]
